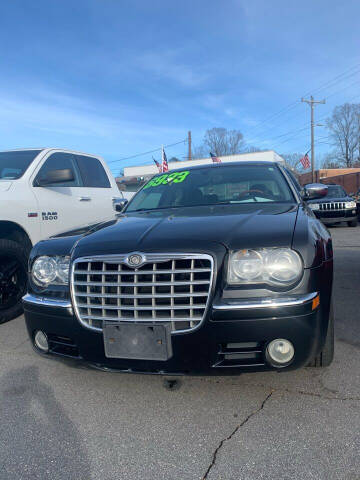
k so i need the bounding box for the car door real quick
[75,154,116,222]
[32,152,97,238]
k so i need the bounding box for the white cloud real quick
[0,86,187,162]
[136,50,209,88]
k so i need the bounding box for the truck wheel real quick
[347,219,358,227]
[307,303,334,368]
[0,239,29,324]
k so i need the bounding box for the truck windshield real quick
[0,150,42,180]
[127,164,295,212]
[325,185,347,198]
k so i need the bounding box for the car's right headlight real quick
[32,256,70,287]
[228,248,303,287]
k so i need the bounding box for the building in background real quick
[116,150,285,193]
[298,168,360,194]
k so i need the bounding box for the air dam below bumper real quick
[23,292,321,375]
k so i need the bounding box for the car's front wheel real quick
[307,303,334,367]
[347,219,358,227]
[0,239,29,324]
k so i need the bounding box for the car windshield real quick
[0,150,42,180]
[326,185,347,198]
[126,164,295,212]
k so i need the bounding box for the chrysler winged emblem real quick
[125,253,145,268]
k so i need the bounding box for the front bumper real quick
[23,292,322,375]
[314,209,357,224]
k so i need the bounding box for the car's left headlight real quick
[308,203,320,210]
[345,201,356,209]
[228,248,303,287]
[32,255,70,287]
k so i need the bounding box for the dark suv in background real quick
[307,184,358,227]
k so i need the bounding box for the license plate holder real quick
[103,322,172,361]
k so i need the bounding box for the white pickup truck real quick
[0,148,128,323]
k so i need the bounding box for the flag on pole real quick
[300,153,310,169]
[210,152,221,163]
[162,146,169,172]
[153,156,162,173]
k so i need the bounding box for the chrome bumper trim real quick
[22,294,72,309]
[212,292,318,311]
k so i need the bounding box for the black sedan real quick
[23,161,334,375]
[307,184,358,227]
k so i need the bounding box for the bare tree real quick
[326,103,360,167]
[321,153,341,169]
[203,127,244,156]
[192,144,207,159]
[356,104,360,163]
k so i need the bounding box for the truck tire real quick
[0,239,29,324]
[347,219,358,227]
[307,303,334,368]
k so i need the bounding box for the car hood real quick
[307,197,351,203]
[73,203,299,258]
[0,181,13,192]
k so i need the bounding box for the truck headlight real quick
[32,256,70,287]
[228,248,303,286]
[345,201,356,209]
[309,203,320,210]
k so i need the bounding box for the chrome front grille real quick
[71,253,214,333]
[319,202,345,211]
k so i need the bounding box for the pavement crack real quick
[295,389,360,401]
[202,390,273,480]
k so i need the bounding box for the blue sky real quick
[0,0,359,175]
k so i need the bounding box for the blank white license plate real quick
[103,322,172,361]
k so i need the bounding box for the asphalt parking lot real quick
[1,225,359,480]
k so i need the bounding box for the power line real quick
[110,65,360,171]
[244,61,360,140]
[107,138,187,165]
[262,90,360,150]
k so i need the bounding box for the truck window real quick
[76,155,111,188]
[0,150,42,179]
[35,153,82,187]
[326,185,347,198]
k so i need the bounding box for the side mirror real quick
[113,198,128,212]
[302,183,328,200]
[37,168,74,186]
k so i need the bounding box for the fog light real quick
[34,330,49,352]
[266,339,294,366]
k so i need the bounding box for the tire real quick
[307,303,334,368]
[0,239,29,324]
[347,219,358,227]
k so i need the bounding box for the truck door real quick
[75,154,116,223]
[32,152,101,238]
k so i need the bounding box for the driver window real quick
[35,153,82,187]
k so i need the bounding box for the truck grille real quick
[319,202,345,211]
[71,253,213,333]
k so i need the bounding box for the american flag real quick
[210,152,221,163]
[162,147,169,172]
[153,156,162,173]
[300,153,310,169]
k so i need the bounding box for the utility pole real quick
[301,96,325,182]
[188,131,192,162]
